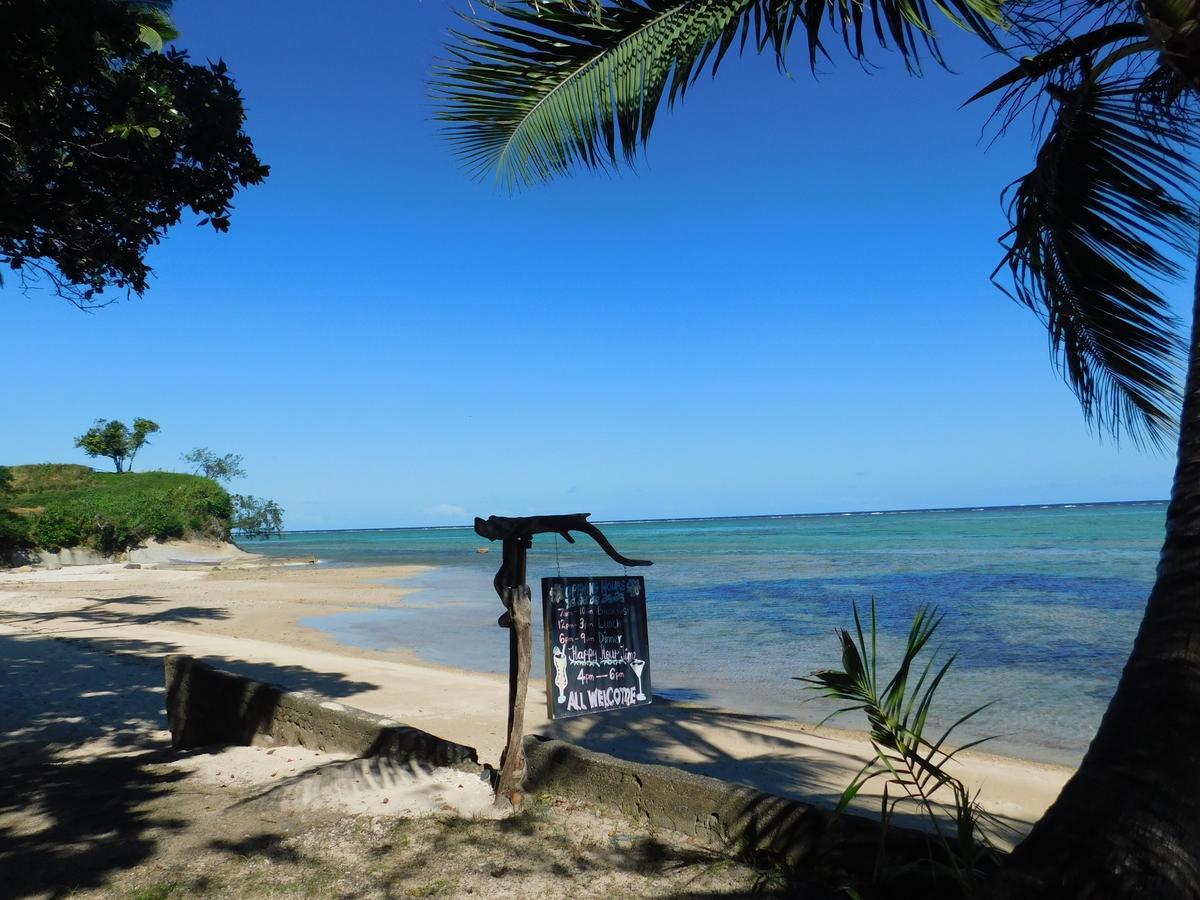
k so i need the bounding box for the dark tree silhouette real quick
[0,0,267,307]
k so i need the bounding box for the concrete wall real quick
[163,655,479,770]
[523,734,830,868]
[3,539,255,571]
[40,547,114,567]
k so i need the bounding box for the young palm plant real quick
[801,600,1001,892]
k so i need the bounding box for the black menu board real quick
[542,576,651,719]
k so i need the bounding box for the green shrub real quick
[0,509,31,557]
[26,503,92,551]
[8,463,94,495]
[4,466,233,555]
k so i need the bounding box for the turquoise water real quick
[244,502,1166,766]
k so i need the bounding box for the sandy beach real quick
[0,548,1072,845]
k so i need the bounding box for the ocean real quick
[243,502,1166,766]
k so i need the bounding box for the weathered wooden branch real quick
[474,513,653,568]
[494,584,531,808]
[474,512,651,808]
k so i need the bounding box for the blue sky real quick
[2,1,1189,529]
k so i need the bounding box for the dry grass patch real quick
[89,794,793,899]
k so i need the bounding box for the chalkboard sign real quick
[542,576,651,719]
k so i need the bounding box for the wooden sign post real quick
[473,513,651,809]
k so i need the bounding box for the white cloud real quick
[426,503,467,518]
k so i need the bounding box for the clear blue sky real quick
[2,1,1189,529]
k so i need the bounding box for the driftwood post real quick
[474,513,651,809]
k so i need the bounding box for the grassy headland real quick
[0,463,233,560]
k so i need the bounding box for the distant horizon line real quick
[268,498,1169,537]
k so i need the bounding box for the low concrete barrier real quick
[163,655,479,770]
[164,655,901,872]
[523,734,828,868]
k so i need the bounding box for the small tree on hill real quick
[183,448,246,483]
[75,417,160,473]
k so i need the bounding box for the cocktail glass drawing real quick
[552,645,569,704]
[631,658,646,701]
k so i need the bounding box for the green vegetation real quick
[125,882,187,900]
[803,601,1004,895]
[76,417,160,472]
[0,463,232,558]
[181,447,283,538]
[231,494,284,539]
[183,448,246,482]
[0,428,285,560]
[0,466,26,555]
[4,462,90,493]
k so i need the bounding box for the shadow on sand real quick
[0,629,380,898]
[536,695,1032,844]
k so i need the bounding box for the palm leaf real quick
[881,604,941,723]
[113,1,182,48]
[836,759,890,812]
[802,598,1002,878]
[435,0,756,189]
[434,0,1004,188]
[965,21,1146,105]
[997,75,1195,448]
[899,641,940,729]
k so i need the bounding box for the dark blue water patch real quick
[651,569,1145,625]
[976,580,1148,614]
[951,636,1133,673]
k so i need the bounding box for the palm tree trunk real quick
[984,246,1200,896]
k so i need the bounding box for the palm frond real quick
[435,0,756,189]
[997,75,1195,448]
[1136,61,1200,121]
[434,0,1004,188]
[966,21,1145,105]
[112,1,181,49]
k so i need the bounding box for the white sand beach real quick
[0,548,1072,844]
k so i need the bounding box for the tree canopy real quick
[232,494,285,539]
[182,448,284,537]
[75,417,160,473]
[0,0,267,306]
